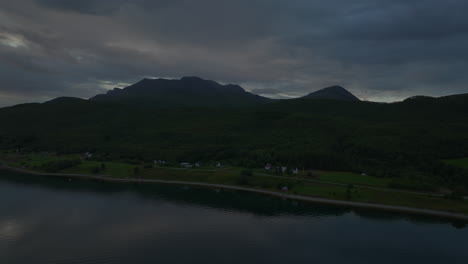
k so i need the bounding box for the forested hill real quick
[1,81,468,191]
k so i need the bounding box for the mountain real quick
[44,97,87,104]
[90,76,271,107]
[1,86,468,192]
[302,86,360,101]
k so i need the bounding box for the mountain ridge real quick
[90,76,271,108]
[26,77,468,108]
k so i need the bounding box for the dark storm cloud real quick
[0,0,467,106]
[35,0,178,15]
[36,0,119,14]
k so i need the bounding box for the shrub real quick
[92,166,101,174]
[240,170,253,177]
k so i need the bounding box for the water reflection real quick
[1,170,468,264]
[1,170,465,227]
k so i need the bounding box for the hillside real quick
[1,90,468,192]
[1,77,468,192]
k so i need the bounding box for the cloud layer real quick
[1,0,467,105]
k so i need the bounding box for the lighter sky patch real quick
[0,32,27,48]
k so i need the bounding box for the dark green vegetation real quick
[2,154,468,214]
[445,158,468,170]
[1,77,468,195]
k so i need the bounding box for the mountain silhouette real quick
[90,76,271,107]
[302,86,360,101]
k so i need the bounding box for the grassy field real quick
[61,161,136,178]
[0,154,137,177]
[2,153,468,215]
[254,169,392,187]
[445,158,468,170]
[314,171,391,187]
[0,154,80,170]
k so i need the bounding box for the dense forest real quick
[1,78,468,192]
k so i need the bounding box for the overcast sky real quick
[1,0,467,106]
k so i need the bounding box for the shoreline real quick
[1,165,468,221]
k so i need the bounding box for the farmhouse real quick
[180,162,193,168]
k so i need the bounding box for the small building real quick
[83,152,93,159]
[265,163,273,170]
[215,162,222,168]
[281,186,289,192]
[292,168,299,175]
[282,166,287,173]
[195,162,201,167]
[180,162,193,168]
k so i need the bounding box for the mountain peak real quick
[303,85,360,101]
[321,85,347,91]
[44,97,87,104]
[180,76,205,82]
[90,77,270,107]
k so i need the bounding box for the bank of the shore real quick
[1,164,468,221]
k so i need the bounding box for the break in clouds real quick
[1,0,468,106]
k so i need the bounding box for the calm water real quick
[1,171,468,264]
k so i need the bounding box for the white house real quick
[282,166,287,173]
[180,162,193,168]
[292,168,299,175]
[215,162,222,168]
